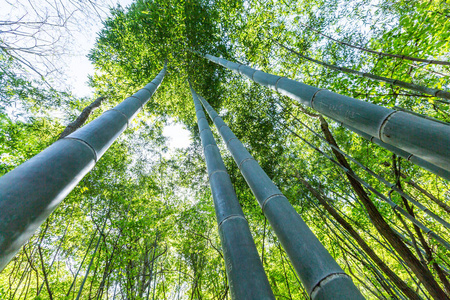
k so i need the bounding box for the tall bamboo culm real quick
[190,86,275,299]
[202,54,450,177]
[0,63,167,271]
[196,93,365,300]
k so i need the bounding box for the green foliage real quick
[1,0,450,299]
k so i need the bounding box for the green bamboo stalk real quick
[196,93,364,300]
[190,86,275,299]
[75,219,107,300]
[66,228,99,296]
[201,53,450,176]
[0,62,167,271]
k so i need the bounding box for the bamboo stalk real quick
[0,62,167,271]
[75,219,107,300]
[190,86,275,299]
[343,124,450,181]
[201,53,450,175]
[196,93,364,300]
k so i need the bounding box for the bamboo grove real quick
[0,0,449,299]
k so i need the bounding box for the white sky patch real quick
[62,0,135,98]
[66,54,96,98]
[163,123,192,150]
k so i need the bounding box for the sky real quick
[1,0,191,149]
[64,0,134,98]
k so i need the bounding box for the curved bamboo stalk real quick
[0,62,167,271]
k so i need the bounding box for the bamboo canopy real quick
[190,86,275,299]
[0,64,167,271]
[196,93,365,299]
[202,54,450,177]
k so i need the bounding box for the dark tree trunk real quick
[58,96,106,139]
[393,158,450,295]
[318,116,448,300]
[298,175,422,300]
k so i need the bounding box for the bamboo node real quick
[238,157,255,170]
[225,137,238,147]
[108,109,130,129]
[261,194,286,211]
[251,70,258,81]
[274,76,285,92]
[63,137,98,163]
[218,214,247,227]
[310,89,326,109]
[377,111,399,141]
[199,126,210,136]
[310,273,351,299]
[207,169,227,182]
